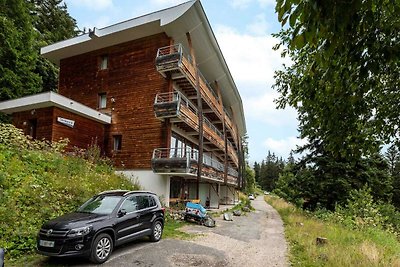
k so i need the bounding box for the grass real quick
[265,195,400,266]
[163,218,195,240]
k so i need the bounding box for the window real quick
[137,196,150,210]
[113,135,122,151]
[120,196,137,213]
[149,196,156,207]
[98,93,107,109]
[100,55,108,70]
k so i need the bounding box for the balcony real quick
[155,44,239,149]
[154,91,225,151]
[151,148,239,184]
[227,167,239,186]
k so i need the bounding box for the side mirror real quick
[118,209,127,217]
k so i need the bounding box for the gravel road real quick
[46,196,288,267]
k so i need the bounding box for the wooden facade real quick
[12,107,105,150]
[58,33,171,168]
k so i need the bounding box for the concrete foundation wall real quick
[209,184,219,209]
[220,185,236,204]
[118,170,170,206]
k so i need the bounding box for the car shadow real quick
[39,237,150,266]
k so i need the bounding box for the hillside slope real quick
[0,123,138,259]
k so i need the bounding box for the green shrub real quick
[0,124,139,259]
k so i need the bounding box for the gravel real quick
[180,196,289,267]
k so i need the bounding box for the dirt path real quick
[61,196,288,266]
[180,195,289,266]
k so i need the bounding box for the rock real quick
[242,206,251,212]
[223,213,233,221]
[204,216,216,227]
[316,237,328,246]
[233,210,242,216]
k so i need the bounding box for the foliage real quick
[274,0,400,158]
[0,0,77,101]
[274,153,392,210]
[244,165,256,194]
[273,0,400,211]
[384,144,400,209]
[0,124,139,259]
[266,195,400,266]
[0,0,42,101]
[257,151,285,191]
[29,0,78,92]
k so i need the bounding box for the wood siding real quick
[13,108,54,141]
[12,107,105,151]
[58,33,171,169]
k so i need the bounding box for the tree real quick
[29,0,78,92]
[0,0,41,101]
[273,0,400,209]
[274,0,400,160]
[244,166,256,194]
[253,161,261,184]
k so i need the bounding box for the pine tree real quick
[0,0,41,101]
[29,0,78,92]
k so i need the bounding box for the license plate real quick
[39,240,55,248]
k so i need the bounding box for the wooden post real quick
[215,81,228,185]
[187,32,202,199]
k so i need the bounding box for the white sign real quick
[57,117,75,128]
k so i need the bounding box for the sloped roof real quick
[41,0,246,135]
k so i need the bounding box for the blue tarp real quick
[186,202,207,217]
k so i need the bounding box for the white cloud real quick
[215,24,290,89]
[257,0,276,8]
[65,0,113,10]
[263,137,307,158]
[230,0,253,9]
[246,13,269,36]
[244,92,298,127]
[149,0,188,9]
[229,0,276,9]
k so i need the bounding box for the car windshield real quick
[77,195,122,215]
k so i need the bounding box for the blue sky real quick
[63,0,303,163]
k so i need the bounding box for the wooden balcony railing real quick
[156,44,224,125]
[154,92,224,151]
[227,166,239,186]
[151,148,235,184]
[227,140,239,167]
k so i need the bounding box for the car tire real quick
[90,233,113,264]
[150,220,163,242]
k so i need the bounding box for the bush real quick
[313,186,400,235]
[0,124,139,259]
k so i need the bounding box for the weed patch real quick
[266,195,400,266]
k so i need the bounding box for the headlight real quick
[67,226,92,237]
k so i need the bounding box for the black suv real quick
[37,190,165,264]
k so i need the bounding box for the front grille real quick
[39,228,69,238]
[38,244,63,254]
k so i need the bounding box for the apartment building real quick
[0,0,246,207]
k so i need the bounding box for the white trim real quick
[0,91,111,124]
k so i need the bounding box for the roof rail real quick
[123,190,156,196]
[98,189,129,195]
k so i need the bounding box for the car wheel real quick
[150,220,163,242]
[90,233,113,264]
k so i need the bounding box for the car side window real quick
[120,196,138,213]
[137,195,150,210]
[149,196,156,207]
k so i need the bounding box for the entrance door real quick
[28,119,37,139]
